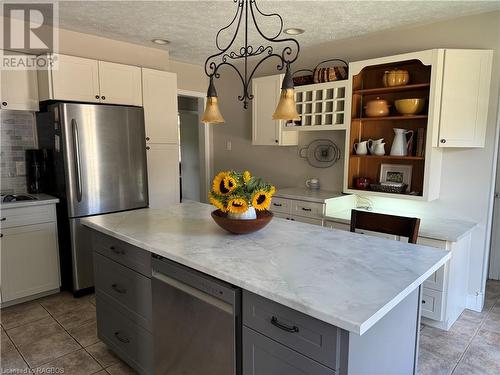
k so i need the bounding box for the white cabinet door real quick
[438,49,493,148]
[98,61,142,106]
[1,222,60,302]
[0,65,39,111]
[251,74,298,146]
[49,54,100,103]
[146,143,180,208]
[142,68,178,144]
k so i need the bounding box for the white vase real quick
[228,206,257,220]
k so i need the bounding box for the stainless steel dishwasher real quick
[152,254,241,375]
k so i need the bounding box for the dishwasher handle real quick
[152,270,233,315]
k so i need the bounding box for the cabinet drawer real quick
[291,200,324,219]
[270,197,292,215]
[323,220,350,231]
[92,231,151,277]
[423,265,446,292]
[243,326,335,375]
[243,291,340,370]
[94,252,152,330]
[96,297,153,375]
[1,204,56,228]
[421,288,444,321]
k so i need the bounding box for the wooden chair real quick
[350,209,421,244]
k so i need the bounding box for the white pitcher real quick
[390,128,414,156]
[353,141,368,155]
[368,138,384,154]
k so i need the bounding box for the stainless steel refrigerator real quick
[37,103,148,295]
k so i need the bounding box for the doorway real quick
[178,94,211,203]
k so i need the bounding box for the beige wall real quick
[169,60,208,93]
[213,11,500,308]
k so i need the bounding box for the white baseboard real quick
[466,292,485,312]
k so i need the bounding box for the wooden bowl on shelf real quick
[211,210,274,234]
[395,99,425,116]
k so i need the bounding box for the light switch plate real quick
[16,161,26,176]
[226,140,232,151]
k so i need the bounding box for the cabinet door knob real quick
[146,137,150,141]
[101,96,106,100]
[1,102,7,106]
[440,139,446,144]
[275,139,279,143]
[0,233,3,238]
[421,299,426,304]
[95,95,100,99]
[146,146,150,150]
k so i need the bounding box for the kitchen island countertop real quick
[82,201,449,335]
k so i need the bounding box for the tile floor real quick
[1,292,137,374]
[1,280,499,375]
[419,279,500,375]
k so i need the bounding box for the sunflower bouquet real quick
[209,170,276,217]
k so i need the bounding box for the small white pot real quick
[228,206,257,220]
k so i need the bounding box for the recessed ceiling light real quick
[284,28,305,35]
[151,38,170,45]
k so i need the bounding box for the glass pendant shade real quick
[202,79,225,124]
[272,66,300,121]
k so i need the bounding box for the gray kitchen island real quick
[82,201,450,375]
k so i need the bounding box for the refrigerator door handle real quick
[71,119,83,202]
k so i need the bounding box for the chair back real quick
[350,210,421,244]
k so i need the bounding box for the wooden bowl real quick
[395,98,425,116]
[211,210,273,234]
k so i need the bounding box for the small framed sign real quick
[379,164,413,192]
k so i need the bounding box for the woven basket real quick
[370,183,408,194]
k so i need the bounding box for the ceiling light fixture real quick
[151,38,170,45]
[284,28,305,35]
[202,0,301,125]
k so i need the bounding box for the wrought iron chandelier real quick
[202,0,301,124]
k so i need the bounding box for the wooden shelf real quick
[353,83,431,95]
[352,115,428,122]
[350,155,425,161]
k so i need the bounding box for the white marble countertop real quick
[0,194,59,209]
[82,201,449,335]
[325,208,477,242]
[275,187,343,203]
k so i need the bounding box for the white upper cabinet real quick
[252,74,298,146]
[38,54,100,103]
[98,61,142,106]
[437,49,493,148]
[38,54,142,106]
[142,68,178,144]
[1,60,39,111]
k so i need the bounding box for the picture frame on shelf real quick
[380,164,413,192]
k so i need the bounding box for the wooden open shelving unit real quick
[347,59,431,198]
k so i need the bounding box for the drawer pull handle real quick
[111,284,127,294]
[271,316,299,333]
[0,233,3,238]
[114,331,130,344]
[301,207,312,212]
[273,203,282,207]
[0,218,6,221]
[109,246,125,255]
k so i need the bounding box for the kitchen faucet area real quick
[1,2,500,375]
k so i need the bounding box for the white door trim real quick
[177,89,212,203]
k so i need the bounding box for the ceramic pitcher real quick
[390,128,414,156]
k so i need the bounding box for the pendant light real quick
[201,77,225,124]
[203,0,300,124]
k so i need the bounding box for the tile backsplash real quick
[0,111,37,194]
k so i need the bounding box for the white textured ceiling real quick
[56,1,500,65]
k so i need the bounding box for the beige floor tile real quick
[86,341,120,368]
[0,301,50,329]
[482,311,500,335]
[1,328,29,372]
[7,316,64,348]
[54,304,96,331]
[417,347,459,375]
[36,348,102,375]
[94,371,107,375]
[17,330,81,368]
[39,292,94,317]
[105,360,138,375]
[68,319,99,348]
[453,329,500,375]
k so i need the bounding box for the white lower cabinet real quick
[271,197,325,226]
[0,203,60,306]
[146,143,180,208]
